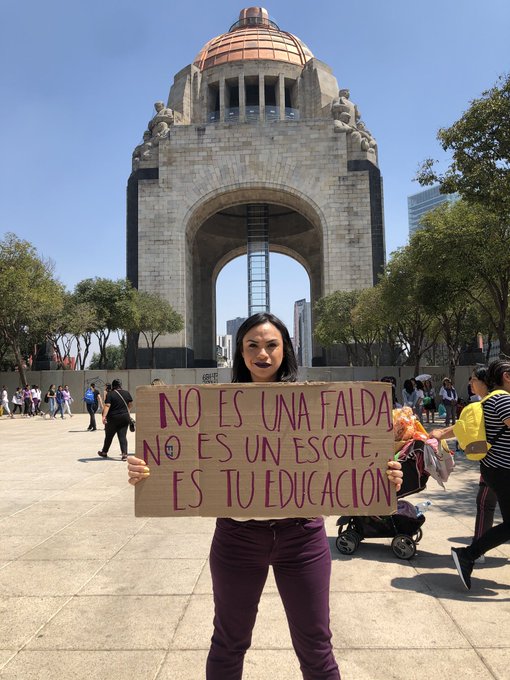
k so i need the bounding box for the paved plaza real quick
[1,413,509,679]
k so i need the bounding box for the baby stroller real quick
[335,439,435,560]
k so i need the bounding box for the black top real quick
[105,389,133,417]
[483,392,510,470]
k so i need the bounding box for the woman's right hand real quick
[127,456,150,486]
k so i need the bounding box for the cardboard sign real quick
[134,382,395,517]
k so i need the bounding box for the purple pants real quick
[206,517,340,680]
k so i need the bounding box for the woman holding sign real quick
[128,312,403,679]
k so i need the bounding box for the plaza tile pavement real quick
[0,414,509,679]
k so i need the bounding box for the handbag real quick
[115,389,135,432]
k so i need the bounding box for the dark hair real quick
[415,380,424,390]
[487,359,510,390]
[381,376,397,406]
[105,383,112,391]
[403,379,414,393]
[112,379,122,389]
[380,376,397,386]
[472,365,489,386]
[232,312,298,383]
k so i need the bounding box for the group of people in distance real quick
[400,376,458,426]
[0,384,74,419]
[1,380,135,465]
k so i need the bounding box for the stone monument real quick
[127,6,385,367]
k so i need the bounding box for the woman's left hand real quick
[386,460,403,492]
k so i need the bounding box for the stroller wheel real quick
[391,534,416,560]
[336,531,360,555]
[413,528,423,543]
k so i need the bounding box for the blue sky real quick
[1,0,509,335]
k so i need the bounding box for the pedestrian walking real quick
[431,366,498,565]
[97,379,133,461]
[11,388,23,415]
[62,385,73,417]
[31,385,42,416]
[127,312,403,680]
[45,385,57,419]
[84,383,103,431]
[449,360,510,589]
[54,386,65,419]
[1,386,14,418]
[22,384,33,417]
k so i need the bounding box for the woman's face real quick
[241,322,284,383]
[470,374,488,397]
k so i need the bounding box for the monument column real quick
[278,73,285,120]
[219,74,225,121]
[259,73,265,122]
[239,72,246,122]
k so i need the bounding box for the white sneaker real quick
[475,555,485,565]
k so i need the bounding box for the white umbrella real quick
[415,373,432,382]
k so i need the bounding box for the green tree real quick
[46,292,97,369]
[350,286,405,366]
[417,74,510,216]
[0,233,64,384]
[88,345,125,370]
[314,288,401,366]
[417,200,510,356]
[0,336,16,372]
[74,278,137,369]
[67,300,99,370]
[314,290,361,365]
[378,247,439,373]
[135,291,184,369]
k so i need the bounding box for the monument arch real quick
[127,6,385,368]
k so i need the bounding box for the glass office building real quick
[407,185,457,235]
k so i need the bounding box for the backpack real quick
[453,389,509,460]
[84,387,95,404]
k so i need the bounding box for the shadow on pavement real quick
[391,573,510,602]
[77,456,122,463]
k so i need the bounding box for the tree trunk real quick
[13,342,27,386]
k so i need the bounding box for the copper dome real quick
[194,7,313,72]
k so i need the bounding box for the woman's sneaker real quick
[451,547,474,589]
